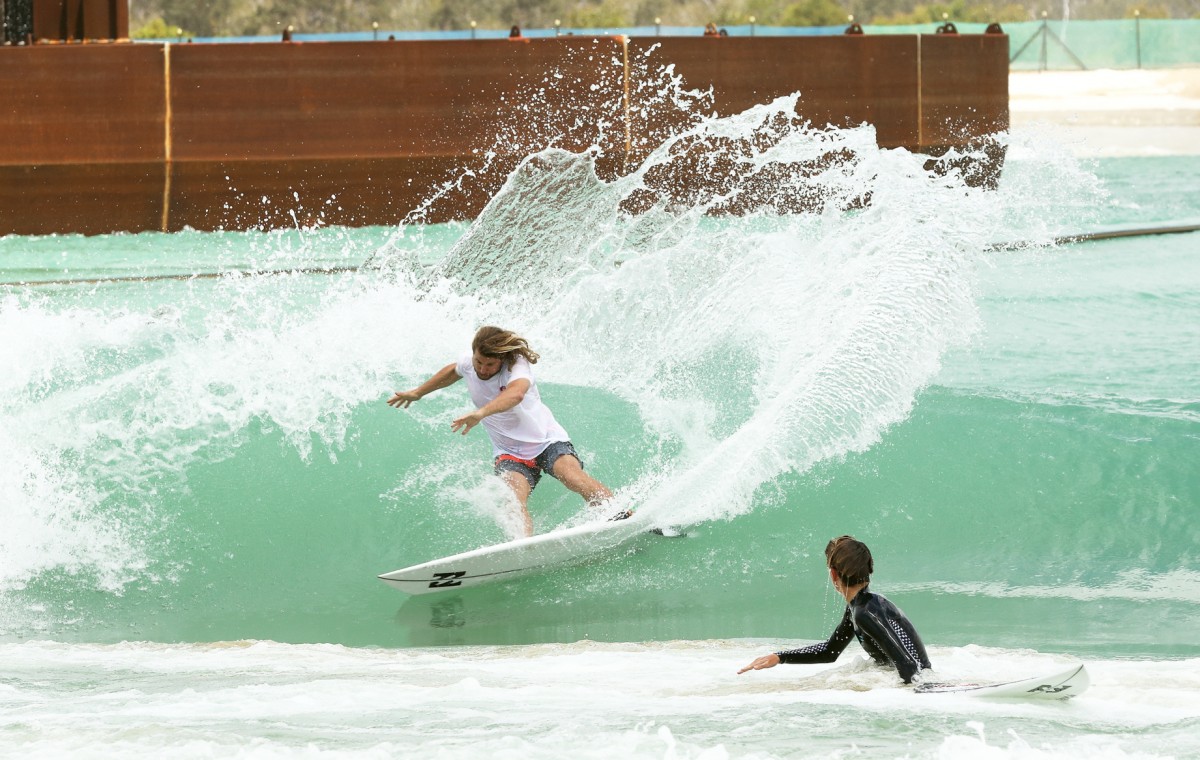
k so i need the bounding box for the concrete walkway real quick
[1009,67,1200,156]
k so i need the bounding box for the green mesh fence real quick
[862,19,1200,70]
[135,19,1198,72]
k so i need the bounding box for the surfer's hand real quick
[737,653,780,674]
[451,411,483,435]
[387,390,421,409]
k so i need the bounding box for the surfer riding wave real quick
[388,326,621,537]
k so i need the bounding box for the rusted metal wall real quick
[628,34,1009,151]
[0,34,1008,236]
[167,37,626,231]
[920,33,1010,145]
[0,44,163,235]
[628,36,921,149]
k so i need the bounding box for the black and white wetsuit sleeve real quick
[775,606,855,664]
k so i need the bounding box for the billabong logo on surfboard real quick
[429,571,466,588]
[1028,683,1072,694]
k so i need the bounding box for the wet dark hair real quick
[825,535,873,587]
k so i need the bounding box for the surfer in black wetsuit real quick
[738,535,931,684]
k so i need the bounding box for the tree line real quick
[129,0,1196,38]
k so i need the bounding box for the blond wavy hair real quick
[472,326,540,369]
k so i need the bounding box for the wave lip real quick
[895,568,1200,604]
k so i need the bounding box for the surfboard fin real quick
[649,526,684,537]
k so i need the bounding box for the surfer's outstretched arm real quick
[387,363,461,408]
[737,607,855,674]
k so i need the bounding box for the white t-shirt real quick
[455,354,569,459]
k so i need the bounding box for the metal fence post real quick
[1135,11,1142,69]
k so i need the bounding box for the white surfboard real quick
[378,513,651,595]
[915,664,1089,700]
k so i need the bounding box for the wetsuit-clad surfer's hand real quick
[737,653,780,674]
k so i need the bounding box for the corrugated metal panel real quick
[0,36,1008,235]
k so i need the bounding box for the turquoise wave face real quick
[1,130,1197,658]
[6,382,1196,654]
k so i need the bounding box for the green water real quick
[2,152,1197,662]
